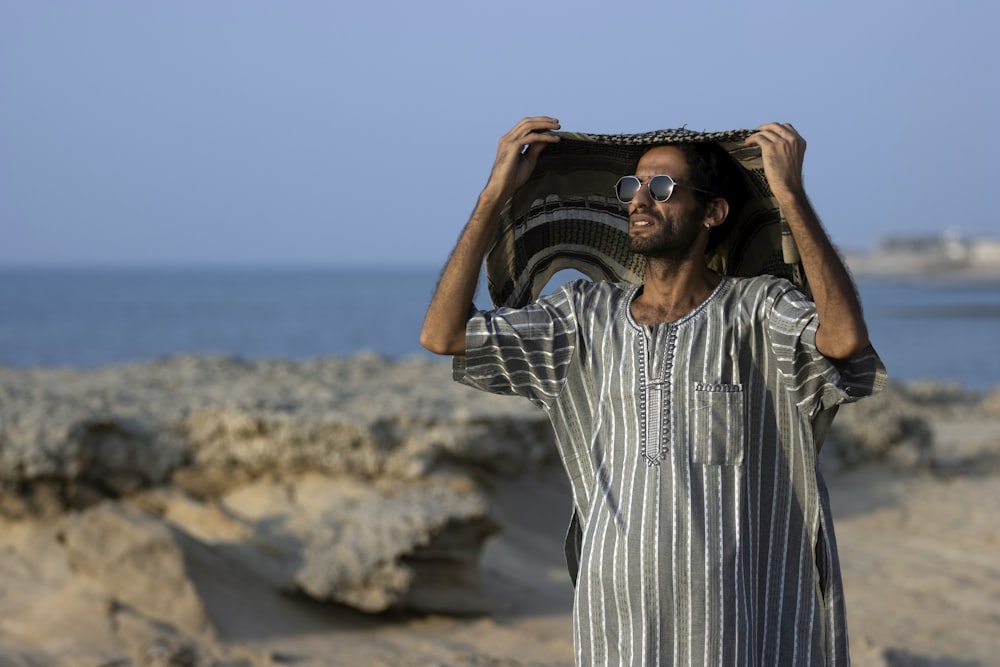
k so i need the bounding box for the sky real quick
[1,1,997,268]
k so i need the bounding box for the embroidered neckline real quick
[623,275,731,332]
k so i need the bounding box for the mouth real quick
[630,217,654,229]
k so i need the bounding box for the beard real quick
[629,206,706,262]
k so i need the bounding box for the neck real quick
[631,258,721,325]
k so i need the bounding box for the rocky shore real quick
[1,355,998,666]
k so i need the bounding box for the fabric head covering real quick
[485,128,808,308]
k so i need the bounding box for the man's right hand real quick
[420,116,560,356]
[482,116,561,203]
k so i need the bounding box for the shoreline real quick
[2,351,996,396]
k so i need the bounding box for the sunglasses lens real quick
[615,175,677,203]
[615,176,641,203]
[648,175,675,202]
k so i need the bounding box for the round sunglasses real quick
[614,174,716,203]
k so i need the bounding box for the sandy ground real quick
[232,410,1000,667]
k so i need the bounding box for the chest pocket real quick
[691,383,745,466]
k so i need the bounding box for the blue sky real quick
[2,1,997,267]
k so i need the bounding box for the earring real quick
[704,223,711,229]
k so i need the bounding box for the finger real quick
[507,116,561,139]
[773,122,802,140]
[518,115,560,129]
[746,122,778,143]
[523,137,555,161]
[755,122,803,144]
[525,130,562,145]
[519,125,561,149]
[513,129,562,156]
[744,131,776,148]
[753,121,793,134]
[745,125,804,153]
[502,122,560,156]
[505,130,560,151]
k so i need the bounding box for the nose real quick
[629,180,654,211]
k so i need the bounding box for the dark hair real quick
[673,141,741,252]
[673,141,734,206]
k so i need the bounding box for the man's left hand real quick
[745,123,806,199]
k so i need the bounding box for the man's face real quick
[627,146,708,260]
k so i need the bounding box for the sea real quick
[1,266,998,392]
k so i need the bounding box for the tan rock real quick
[59,501,212,636]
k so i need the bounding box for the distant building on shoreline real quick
[843,233,1000,279]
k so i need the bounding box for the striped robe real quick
[453,275,887,666]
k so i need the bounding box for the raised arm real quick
[420,116,561,355]
[745,123,869,359]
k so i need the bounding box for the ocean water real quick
[1,267,998,391]
[858,278,1000,391]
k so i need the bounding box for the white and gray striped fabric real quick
[454,276,886,666]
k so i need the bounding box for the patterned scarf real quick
[486,128,808,308]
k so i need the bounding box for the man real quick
[421,117,885,666]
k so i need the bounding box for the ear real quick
[705,197,729,229]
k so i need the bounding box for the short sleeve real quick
[765,282,887,414]
[452,281,581,409]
